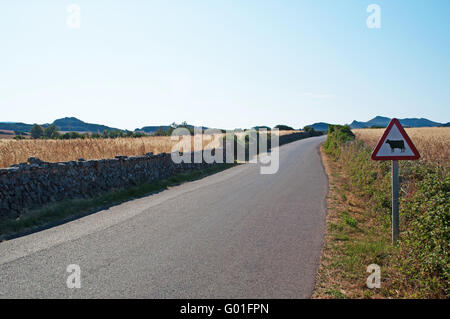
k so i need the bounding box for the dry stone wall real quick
[0,152,219,219]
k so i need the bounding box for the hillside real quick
[135,125,171,133]
[305,122,330,132]
[0,118,210,135]
[349,116,442,129]
[305,116,444,132]
[350,116,391,128]
[52,117,120,132]
[0,122,34,133]
[0,117,119,133]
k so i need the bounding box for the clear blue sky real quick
[1,0,449,130]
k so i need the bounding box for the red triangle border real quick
[371,118,420,161]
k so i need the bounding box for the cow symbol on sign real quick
[385,139,405,153]
[371,119,420,161]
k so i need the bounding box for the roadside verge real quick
[313,125,448,299]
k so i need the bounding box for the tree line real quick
[18,123,320,140]
[27,124,146,140]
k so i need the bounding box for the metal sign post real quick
[391,160,399,244]
[371,119,420,245]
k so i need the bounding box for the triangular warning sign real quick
[371,118,420,160]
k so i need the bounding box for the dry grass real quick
[0,130,298,168]
[313,147,393,299]
[353,127,450,164]
[0,135,222,168]
[277,129,303,136]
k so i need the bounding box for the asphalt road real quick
[0,135,328,298]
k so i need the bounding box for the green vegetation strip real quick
[317,125,448,298]
[0,163,235,240]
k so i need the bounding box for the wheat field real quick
[0,130,298,168]
[353,127,450,164]
[0,136,222,168]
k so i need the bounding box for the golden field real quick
[353,127,450,164]
[0,130,298,168]
[0,136,220,168]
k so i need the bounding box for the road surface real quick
[0,135,328,298]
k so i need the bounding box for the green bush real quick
[30,124,44,139]
[304,126,324,136]
[323,124,355,159]
[43,124,60,139]
[59,132,83,139]
[344,215,358,228]
[274,124,294,130]
[398,165,449,297]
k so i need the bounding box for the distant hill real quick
[0,117,120,133]
[400,118,441,127]
[135,125,171,133]
[252,126,272,131]
[135,124,209,134]
[305,116,445,133]
[0,122,34,133]
[0,118,212,135]
[350,116,392,129]
[305,122,330,132]
[350,116,442,129]
[52,117,120,132]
